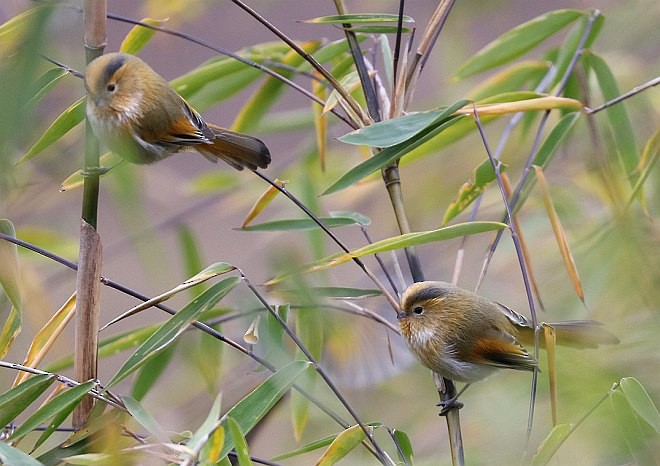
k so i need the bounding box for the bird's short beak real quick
[396,310,405,320]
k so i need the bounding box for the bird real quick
[397,281,619,413]
[84,52,271,171]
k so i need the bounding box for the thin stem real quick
[586,75,660,114]
[242,274,390,464]
[361,226,400,297]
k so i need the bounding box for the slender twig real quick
[0,361,125,411]
[361,226,400,297]
[104,13,357,129]
[241,273,390,464]
[251,170,401,312]
[586,76,660,114]
[228,0,368,126]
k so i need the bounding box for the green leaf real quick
[106,277,240,388]
[339,105,462,147]
[619,377,660,433]
[219,361,311,459]
[467,60,550,101]
[226,417,253,466]
[122,395,170,441]
[19,96,85,163]
[0,219,23,357]
[340,25,411,34]
[315,424,369,466]
[330,210,371,226]
[271,434,336,461]
[393,429,414,465]
[323,100,469,195]
[304,14,414,24]
[239,217,360,232]
[119,18,166,55]
[9,380,96,442]
[0,441,45,466]
[130,342,178,402]
[586,52,641,185]
[627,129,660,208]
[531,423,573,465]
[453,9,585,80]
[186,394,222,458]
[514,112,581,213]
[28,67,69,106]
[0,374,55,427]
[267,222,507,284]
[442,159,508,224]
[610,388,657,465]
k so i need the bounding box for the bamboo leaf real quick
[19,97,85,163]
[241,179,287,228]
[267,221,506,284]
[239,217,360,232]
[315,425,369,466]
[106,278,240,388]
[533,166,584,302]
[531,423,573,465]
[468,60,550,101]
[9,380,96,442]
[442,159,508,224]
[29,67,69,106]
[0,219,22,358]
[586,52,640,184]
[271,434,336,461]
[226,417,253,466]
[0,374,55,428]
[219,361,311,459]
[278,287,381,300]
[392,429,414,465]
[304,14,414,24]
[619,377,660,433]
[101,262,236,330]
[610,388,657,465]
[0,441,45,466]
[627,129,660,209]
[119,18,167,55]
[122,395,170,442]
[13,292,76,387]
[453,9,584,80]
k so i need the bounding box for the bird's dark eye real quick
[413,306,424,315]
[106,83,116,92]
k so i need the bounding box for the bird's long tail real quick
[517,320,619,349]
[196,124,271,171]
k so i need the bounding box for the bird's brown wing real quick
[467,330,537,372]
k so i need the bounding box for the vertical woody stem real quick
[73,0,106,430]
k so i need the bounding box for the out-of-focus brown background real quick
[1,1,658,464]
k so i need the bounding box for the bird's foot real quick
[81,166,111,177]
[436,397,464,416]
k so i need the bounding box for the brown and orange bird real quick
[398,281,619,412]
[84,52,270,170]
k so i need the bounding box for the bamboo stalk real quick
[73,0,106,430]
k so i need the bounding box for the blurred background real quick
[0,0,658,464]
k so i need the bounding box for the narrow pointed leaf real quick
[619,377,660,433]
[627,129,660,208]
[0,442,44,466]
[119,18,167,55]
[468,60,550,101]
[533,166,584,302]
[0,374,55,427]
[107,277,240,388]
[239,217,360,232]
[226,417,253,466]
[278,287,381,300]
[453,10,584,80]
[313,76,328,170]
[101,262,235,330]
[323,70,365,115]
[443,159,508,224]
[122,395,170,442]
[315,425,369,466]
[392,429,414,464]
[219,361,311,459]
[304,14,414,24]
[267,221,506,284]
[0,219,22,311]
[241,180,287,228]
[29,67,69,106]
[587,53,640,184]
[187,394,222,458]
[13,292,76,387]
[19,96,85,163]
[9,380,95,442]
[610,389,657,465]
[531,423,573,465]
[271,434,336,461]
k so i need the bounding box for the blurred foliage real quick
[0,1,658,465]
